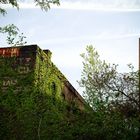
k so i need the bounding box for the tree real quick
[79,45,139,112]
[78,45,140,139]
[0,0,60,46]
[0,24,27,46]
[0,0,60,15]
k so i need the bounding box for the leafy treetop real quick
[0,0,60,15]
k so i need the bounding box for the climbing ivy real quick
[0,46,87,140]
[34,47,64,100]
[0,45,139,140]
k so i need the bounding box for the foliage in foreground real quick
[0,0,60,47]
[78,45,140,140]
[0,45,139,140]
[0,46,91,140]
[0,24,27,46]
[0,0,60,16]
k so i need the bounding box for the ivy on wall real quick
[1,46,137,140]
[0,46,86,140]
[34,47,64,100]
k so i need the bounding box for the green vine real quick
[0,45,139,140]
[0,46,84,140]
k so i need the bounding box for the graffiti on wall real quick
[0,48,34,92]
[0,48,20,57]
[17,66,31,74]
[2,79,18,87]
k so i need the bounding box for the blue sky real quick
[0,0,139,94]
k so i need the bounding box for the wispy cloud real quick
[93,32,140,40]
[37,32,140,46]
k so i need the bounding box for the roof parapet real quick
[43,49,52,60]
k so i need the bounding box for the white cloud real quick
[37,32,140,46]
[94,32,140,40]
[58,1,140,11]
[2,0,140,11]
[61,0,140,9]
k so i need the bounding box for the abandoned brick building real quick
[0,45,85,110]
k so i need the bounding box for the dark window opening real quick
[61,92,65,100]
[51,82,56,95]
[51,82,56,104]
